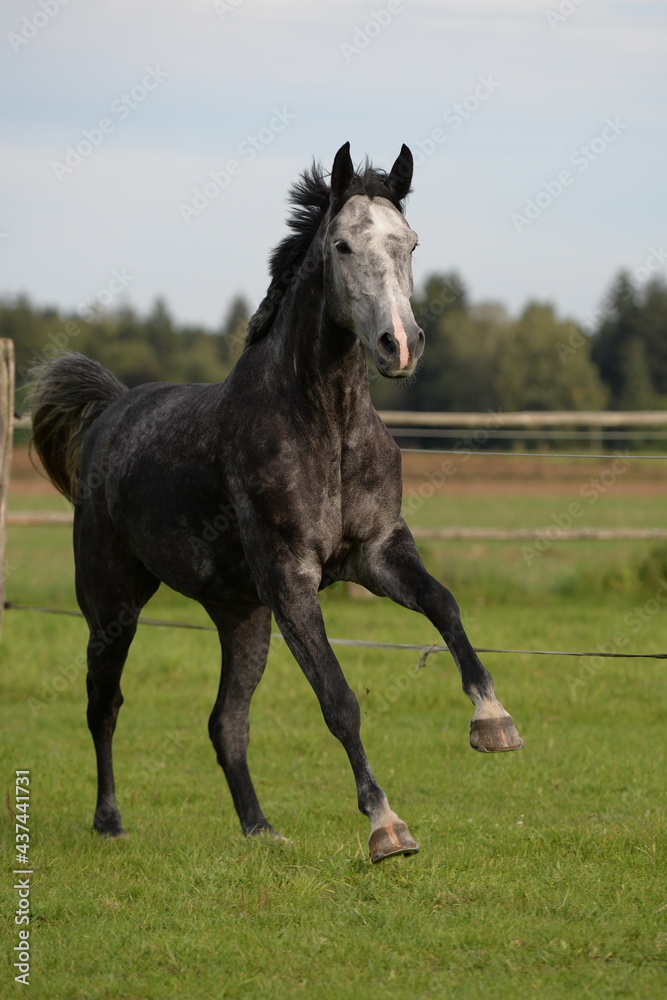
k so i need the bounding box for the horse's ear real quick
[330,142,354,201]
[386,144,413,201]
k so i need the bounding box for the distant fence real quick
[379,410,667,428]
[379,408,667,448]
[13,408,667,434]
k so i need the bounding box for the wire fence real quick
[5,601,666,663]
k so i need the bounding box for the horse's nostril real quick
[378,332,396,358]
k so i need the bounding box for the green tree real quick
[217,295,250,367]
[421,301,508,412]
[144,297,176,368]
[616,338,658,410]
[495,303,608,411]
[635,277,667,397]
[591,272,667,407]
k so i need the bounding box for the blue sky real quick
[1,0,665,330]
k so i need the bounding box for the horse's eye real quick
[334,240,352,255]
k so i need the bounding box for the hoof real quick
[470,715,524,753]
[94,821,126,837]
[94,798,125,836]
[369,821,420,864]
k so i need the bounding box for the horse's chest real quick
[236,437,401,558]
[339,452,402,538]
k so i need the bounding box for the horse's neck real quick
[253,254,372,426]
[269,273,374,433]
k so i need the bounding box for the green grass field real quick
[2,475,666,999]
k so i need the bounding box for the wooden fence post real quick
[0,339,15,635]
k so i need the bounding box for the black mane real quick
[245,160,407,345]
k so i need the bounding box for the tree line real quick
[3,269,666,413]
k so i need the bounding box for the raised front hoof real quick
[369,822,420,864]
[470,715,524,753]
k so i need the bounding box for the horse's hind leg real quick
[204,603,280,838]
[76,541,159,836]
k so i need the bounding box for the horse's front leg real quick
[261,562,420,862]
[360,524,524,753]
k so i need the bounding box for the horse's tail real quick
[28,353,128,502]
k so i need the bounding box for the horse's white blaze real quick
[367,200,403,237]
[365,202,413,370]
[390,300,410,370]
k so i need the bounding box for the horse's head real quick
[323,142,424,379]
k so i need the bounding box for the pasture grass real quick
[2,496,667,998]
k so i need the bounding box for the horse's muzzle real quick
[374,323,424,378]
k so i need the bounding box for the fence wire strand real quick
[5,602,666,661]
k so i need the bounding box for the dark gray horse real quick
[30,143,522,863]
